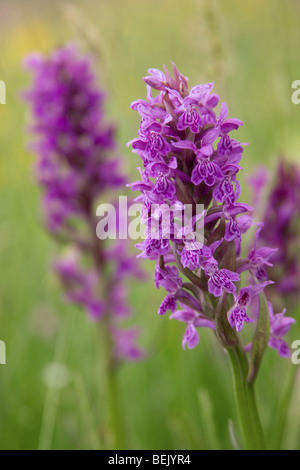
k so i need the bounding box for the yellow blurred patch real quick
[3,21,55,65]
[0,22,56,186]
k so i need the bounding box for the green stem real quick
[228,345,266,450]
[106,362,126,449]
[88,207,125,450]
[99,322,126,450]
[73,372,102,450]
[269,364,299,449]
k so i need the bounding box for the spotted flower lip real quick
[213,176,241,205]
[191,158,224,187]
[180,243,212,271]
[229,306,255,333]
[128,63,289,356]
[25,44,144,363]
[228,281,274,332]
[205,264,240,297]
[158,294,178,316]
[133,125,172,160]
[177,102,203,134]
[136,238,170,260]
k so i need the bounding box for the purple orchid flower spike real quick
[127,63,293,368]
[253,160,300,311]
[127,62,288,351]
[128,63,292,450]
[24,44,144,364]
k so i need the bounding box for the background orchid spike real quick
[128,63,292,361]
[24,44,144,364]
[250,160,300,312]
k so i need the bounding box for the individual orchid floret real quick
[204,262,240,297]
[170,307,214,350]
[213,175,241,205]
[228,281,273,332]
[158,294,178,316]
[155,264,182,292]
[238,227,277,281]
[180,242,211,271]
[156,264,202,316]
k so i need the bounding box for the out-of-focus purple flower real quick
[112,328,145,362]
[24,44,144,363]
[268,302,296,358]
[254,161,300,310]
[54,248,105,320]
[128,63,291,356]
[24,45,124,231]
[248,166,269,209]
[239,227,278,281]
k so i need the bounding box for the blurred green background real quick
[1,0,300,450]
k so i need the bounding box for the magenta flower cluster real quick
[253,161,300,310]
[128,64,294,357]
[24,45,144,362]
